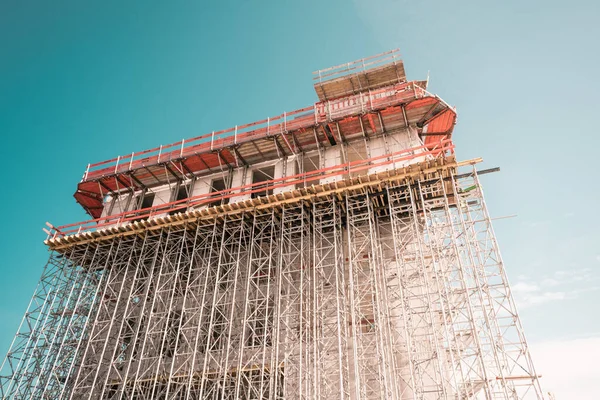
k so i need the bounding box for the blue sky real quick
[1,0,598,397]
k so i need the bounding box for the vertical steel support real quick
[312,197,350,399]
[1,166,545,400]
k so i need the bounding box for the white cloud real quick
[517,290,566,308]
[523,220,551,228]
[540,278,560,287]
[530,336,600,400]
[512,281,539,293]
[513,268,599,309]
[570,286,600,296]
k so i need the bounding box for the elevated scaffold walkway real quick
[1,49,545,400]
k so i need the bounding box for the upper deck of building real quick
[74,50,456,220]
[313,49,407,101]
[44,50,457,244]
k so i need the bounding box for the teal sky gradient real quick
[1,0,599,395]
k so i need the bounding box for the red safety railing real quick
[82,81,426,181]
[48,139,454,240]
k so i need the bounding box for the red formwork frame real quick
[48,139,454,238]
[82,81,440,181]
[75,80,455,219]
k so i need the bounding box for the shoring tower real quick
[0,50,545,399]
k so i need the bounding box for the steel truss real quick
[1,167,543,399]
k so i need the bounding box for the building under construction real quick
[0,50,545,399]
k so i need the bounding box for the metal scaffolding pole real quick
[449,169,544,399]
[1,167,544,400]
[312,197,349,399]
[278,203,311,399]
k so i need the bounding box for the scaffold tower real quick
[0,49,545,399]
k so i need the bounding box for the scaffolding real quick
[0,50,544,399]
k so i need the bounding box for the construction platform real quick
[1,49,545,400]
